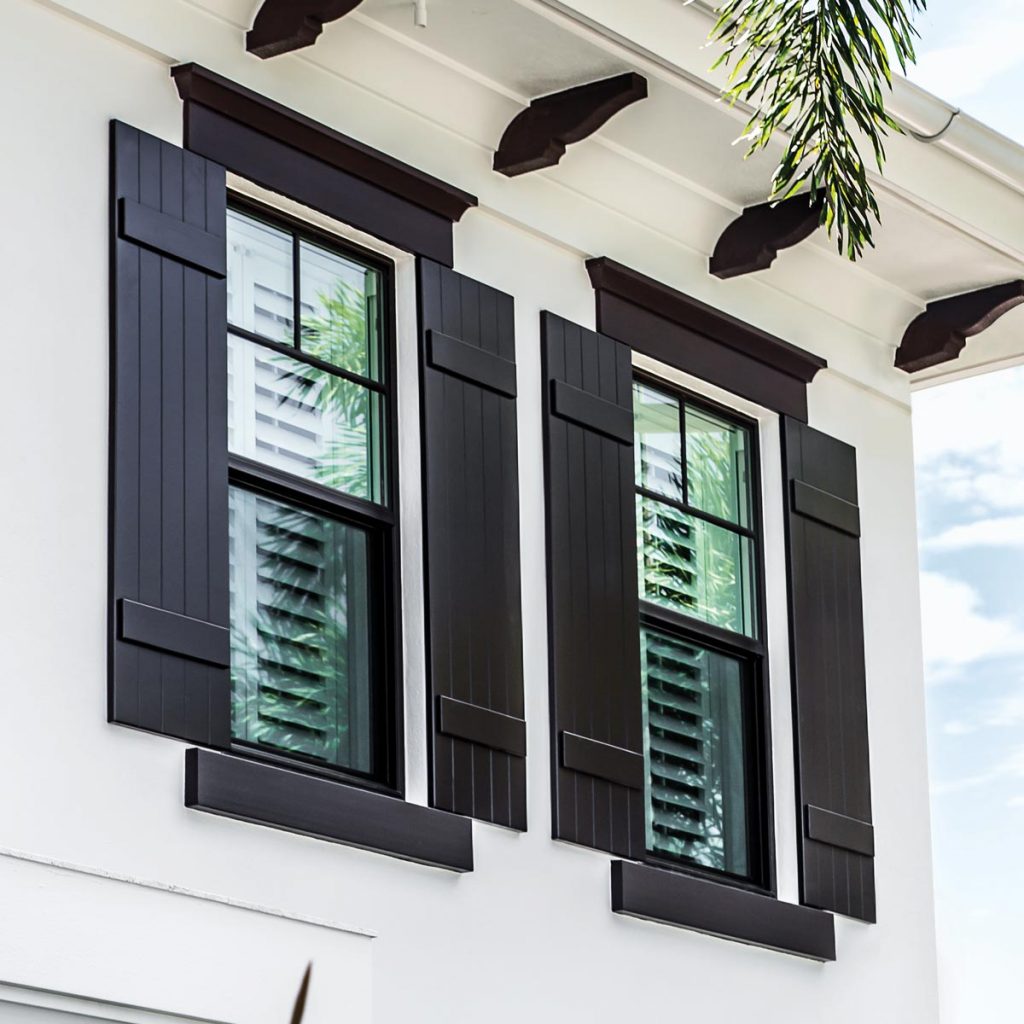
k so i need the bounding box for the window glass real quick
[633,380,683,501]
[640,625,750,876]
[686,405,752,528]
[299,240,382,380]
[225,202,394,787]
[226,209,294,343]
[229,488,373,774]
[636,493,756,638]
[633,379,763,881]
[228,333,385,504]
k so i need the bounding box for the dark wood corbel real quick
[493,73,648,177]
[895,280,1024,373]
[246,0,366,59]
[709,193,824,279]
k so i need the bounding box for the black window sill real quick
[611,861,835,961]
[185,748,473,872]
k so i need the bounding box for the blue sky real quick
[913,373,1024,1021]
[905,6,1024,1021]
[907,6,1024,1011]
[910,1,1024,143]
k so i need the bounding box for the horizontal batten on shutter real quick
[438,697,527,757]
[119,198,227,277]
[427,330,517,397]
[791,480,861,537]
[561,732,645,790]
[805,805,875,857]
[119,599,231,667]
[550,380,633,444]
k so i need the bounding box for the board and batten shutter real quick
[541,312,645,859]
[782,417,876,923]
[418,259,527,830]
[109,120,231,747]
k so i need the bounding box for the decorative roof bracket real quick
[710,193,824,279]
[246,0,366,59]
[895,280,1024,373]
[493,73,648,177]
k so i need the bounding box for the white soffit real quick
[359,0,1024,306]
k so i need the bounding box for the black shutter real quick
[109,120,231,747]
[541,312,644,859]
[418,260,526,830]
[782,418,875,922]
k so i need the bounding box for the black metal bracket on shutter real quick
[805,806,875,857]
[561,733,644,790]
[791,480,860,536]
[418,260,527,831]
[550,380,634,444]
[117,198,227,277]
[427,329,517,397]
[782,417,875,923]
[109,120,231,748]
[438,697,526,758]
[542,312,646,860]
[118,599,230,668]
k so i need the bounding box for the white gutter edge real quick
[648,0,1024,199]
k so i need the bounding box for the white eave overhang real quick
[38,0,1024,391]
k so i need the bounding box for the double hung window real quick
[633,375,770,886]
[225,201,399,789]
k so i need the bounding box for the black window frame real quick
[225,192,404,797]
[632,368,776,895]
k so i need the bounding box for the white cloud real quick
[942,692,1024,736]
[914,370,1024,475]
[919,572,1024,682]
[910,1,1024,104]
[1007,796,1024,809]
[933,747,1024,796]
[926,516,1024,552]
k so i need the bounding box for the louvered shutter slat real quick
[109,121,230,746]
[782,417,876,923]
[418,260,527,830]
[542,312,645,859]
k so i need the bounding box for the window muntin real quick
[227,334,385,504]
[227,206,387,507]
[226,200,397,787]
[633,374,768,886]
[633,381,757,640]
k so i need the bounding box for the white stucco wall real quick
[0,1,941,1021]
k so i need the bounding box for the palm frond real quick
[703,0,927,259]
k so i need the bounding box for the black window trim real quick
[632,367,777,898]
[225,192,405,798]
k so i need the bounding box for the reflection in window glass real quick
[633,380,683,501]
[640,625,749,876]
[299,240,382,380]
[686,405,751,528]
[229,488,373,774]
[636,494,756,638]
[226,209,294,343]
[228,334,385,504]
